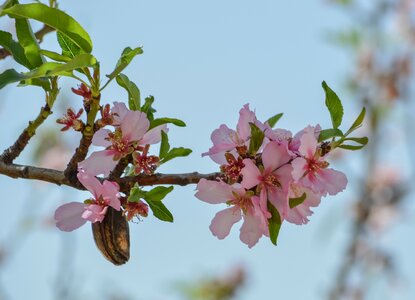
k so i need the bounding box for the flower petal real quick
[78,150,118,176]
[102,180,121,210]
[237,104,256,141]
[291,157,307,181]
[262,141,291,172]
[111,101,129,125]
[121,110,150,142]
[240,159,262,189]
[195,179,234,204]
[54,202,87,232]
[298,127,318,158]
[239,212,264,248]
[92,129,112,147]
[82,204,108,223]
[209,206,241,239]
[140,124,168,145]
[77,169,103,199]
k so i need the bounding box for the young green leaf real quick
[115,74,141,111]
[289,192,307,209]
[15,17,44,68]
[57,31,81,58]
[0,69,24,89]
[160,147,192,164]
[4,3,93,53]
[248,123,265,155]
[322,81,344,129]
[346,107,366,135]
[267,202,282,245]
[337,144,366,150]
[39,49,71,62]
[141,96,156,121]
[145,199,174,222]
[0,30,31,68]
[144,186,174,202]
[159,131,170,159]
[128,185,146,203]
[149,118,186,130]
[106,47,143,80]
[266,113,283,128]
[341,136,368,145]
[318,128,344,142]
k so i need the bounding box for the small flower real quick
[132,145,160,175]
[71,83,92,101]
[54,170,121,232]
[195,179,269,248]
[123,200,149,221]
[56,108,84,131]
[291,126,347,196]
[240,141,293,220]
[220,153,245,184]
[96,104,114,127]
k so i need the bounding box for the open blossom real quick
[79,105,167,176]
[240,141,293,220]
[291,126,347,196]
[285,183,321,225]
[54,170,121,231]
[195,179,269,248]
[202,104,269,164]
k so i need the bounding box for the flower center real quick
[230,193,253,214]
[107,128,132,156]
[264,174,282,189]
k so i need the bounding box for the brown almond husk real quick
[91,207,130,265]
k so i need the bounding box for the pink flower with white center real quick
[195,179,269,248]
[202,104,269,164]
[285,183,321,225]
[54,170,121,232]
[240,141,293,220]
[79,108,167,176]
[291,126,347,196]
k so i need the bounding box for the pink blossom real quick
[79,107,167,176]
[240,141,293,220]
[285,183,321,225]
[54,170,121,231]
[291,126,347,196]
[195,179,269,248]
[202,104,269,164]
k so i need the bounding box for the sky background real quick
[0,1,414,299]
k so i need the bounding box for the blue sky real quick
[0,1,414,300]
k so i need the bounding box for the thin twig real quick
[0,160,220,193]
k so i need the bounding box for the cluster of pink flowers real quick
[55,99,163,231]
[195,104,347,248]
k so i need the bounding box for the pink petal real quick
[237,104,256,141]
[317,168,348,196]
[239,212,263,248]
[111,101,129,125]
[209,206,241,239]
[54,202,87,232]
[298,127,318,158]
[195,179,234,204]
[140,124,168,145]
[101,180,121,210]
[77,169,104,199]
[262,141,291,172]
[121,111,149,142]
[82,204,108,223]
[78,150,118,176]
[240,159,262,189]
[291,157,308,181]
[92,129,112,147]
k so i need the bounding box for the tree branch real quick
[0,160,220,193]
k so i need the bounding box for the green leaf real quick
[322,81,344,129]
[318,128,344,142]
[15,17,43,68]
[266,113,283,128]
[39,49,71,62]
[248,123,265,155]
[159,131,170,159]
[342,136,368,145]
[56,31,81,58]
[141,96,156,121]
[106,47,143,80]
[289,192,307,209]
[115,74,141,111]
[144,186,174,202]
[0,30,31,68]
[150,118,186,130]
[18,77,50,91]
[160,147,192,164]
[267,202,282,245]
[4,3,93,53]
[346,107,366,134]
[128,185,146,202]
[0,53,96,89]
[337,144,366,150]
[145,199,174,222]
